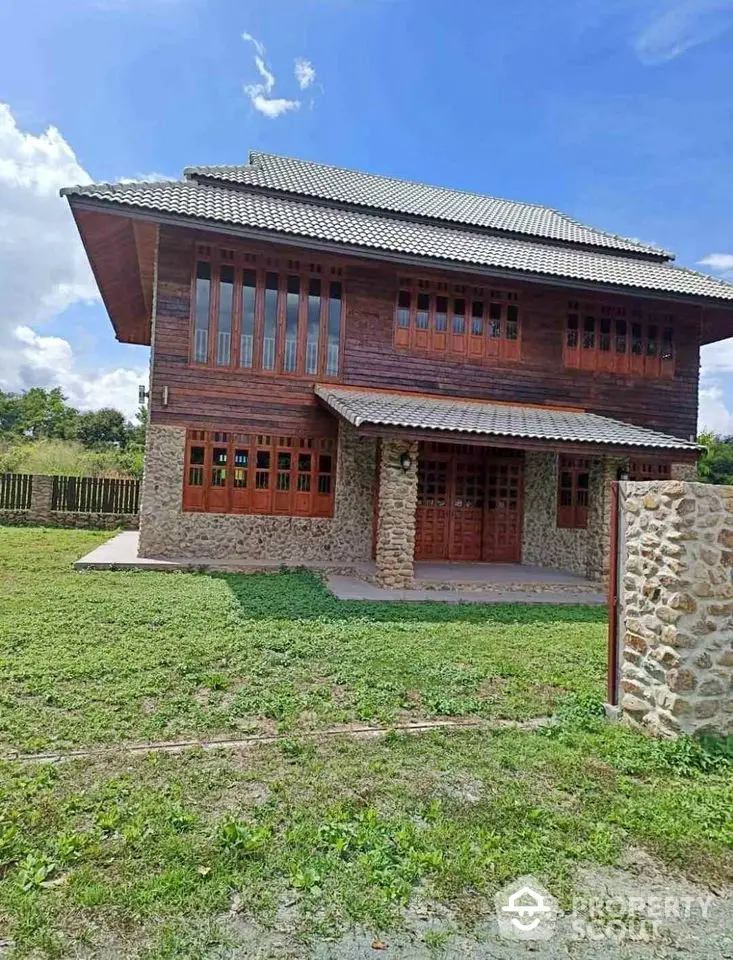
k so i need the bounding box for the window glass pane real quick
[190,445,205,465]
[318,475,331,495]
[256,450,270,470]
[632,323,643,355]
[506,304,519,341]
[319,454,332,474]
[616,319,627,353]
[397,290,411,329]
[306,278,321,375]
[262,273,278,370]
[194,261,211,363]
[240,270,256,368]
[582,316,595,349]
[255,449,270,489]
[567,314,578,348]
[278,452,291,471]
[416,293,430,330]
[215,265,234,366]
[434,296,447,332]
[489,302,501,338]
[471,301,484,335]
[233,449,248,488]
[212,446,227,487]
[661,326,674,361]
[326,282,342,375]
[283,276,300,372]
[453,298,465,334]
[647,324,658,357]
[599,317,611,351]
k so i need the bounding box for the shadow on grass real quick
[211,569,608,625]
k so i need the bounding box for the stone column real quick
[586,456,627,583]
[374,439,419,589]
[28,475,53,524]
[618,480,733,737]
[671,462,698,481]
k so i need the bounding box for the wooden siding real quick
[150,226,701,439]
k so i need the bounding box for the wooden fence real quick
[51,476,141,515]
[0,473,33,510]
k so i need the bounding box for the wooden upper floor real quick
[147,224,703,439]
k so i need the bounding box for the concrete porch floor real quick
[75,532,605,605]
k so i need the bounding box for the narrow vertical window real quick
[284,276,300,372]
[599,317,611,352]
[661,326,674,362]
[582,316,595,349]
[193,261,211,363]
[471,301,484,335]
[416,293,430,330]
[616,319,627,353]
[240,270,256,368]
[646,324,658,356]
[434,296,448,332]
[453,298,466,334]
[256,450,271,488]
[188,445,204,486]
[567,313,579,347]
[506,304,519,341]
[262,273,279,371]
[326,281,342,375]
[396,290,411,328]
[306,279,321,375]
[631,323,643,355]
[489,302,502,338]
[216,264,234,366]
[211,444,227,487]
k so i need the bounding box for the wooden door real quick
[415,454,450,559]
[449,456,485,560]
[483,453,524,562]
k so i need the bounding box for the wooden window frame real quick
[183,430,336,517]
[627,460,672,482]
[393,279,521,362]
[557,455,593,529]
[563,300,675,379]
[189,245,345,380]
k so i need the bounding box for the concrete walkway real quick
[75,532,606,604]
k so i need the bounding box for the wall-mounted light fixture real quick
[162,385,169,407]
[616,467,629,481]
[399,452,413,472]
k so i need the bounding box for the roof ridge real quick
[239,151,672,258]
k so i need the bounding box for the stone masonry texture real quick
[522,452,624,582]
[619,480,733,737]
[374,439,419,588]
[138,421,376,564]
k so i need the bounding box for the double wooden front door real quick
[415,444,524,562]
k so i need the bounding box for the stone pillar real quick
[28,475,53,524]
[618,480,733,737]
[138,424,186,557]
[374,439,419,589]
[586,457,627,583]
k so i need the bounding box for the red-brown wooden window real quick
[394,279,520,362]
[191,246,344,379]
[627,461,672,481]
[183,430,336,516]
[564,301,675,378]
[557,455,592,529]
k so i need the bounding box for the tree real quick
[697,432,733,485]
[76,408,130,449]
[0,387,78,440]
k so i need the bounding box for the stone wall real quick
[522,452,623,582]
[138,421,377,565]
[374,439,419,588]
[618,480,733,737]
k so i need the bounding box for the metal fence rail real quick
[0,473,33,510]
[51,476,141,515]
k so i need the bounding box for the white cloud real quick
[295,58,316,90]
[633,0,733,65]
[698,383,733,435]
[241,32,302,118]
[0,326,147,420]
[698,253,733,279]
[0,102,148,417]
[701,339,733,375]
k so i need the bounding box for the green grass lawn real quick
[0,528,607,754]
[0,528,731,959]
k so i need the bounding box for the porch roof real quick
[314,385,700,455]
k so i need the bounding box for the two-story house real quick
[62,153,733,587]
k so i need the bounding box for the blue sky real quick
[1,0,732,428]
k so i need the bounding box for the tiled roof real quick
[183,153,669,258]
[62,178,733,302]
[314,386,699,451]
